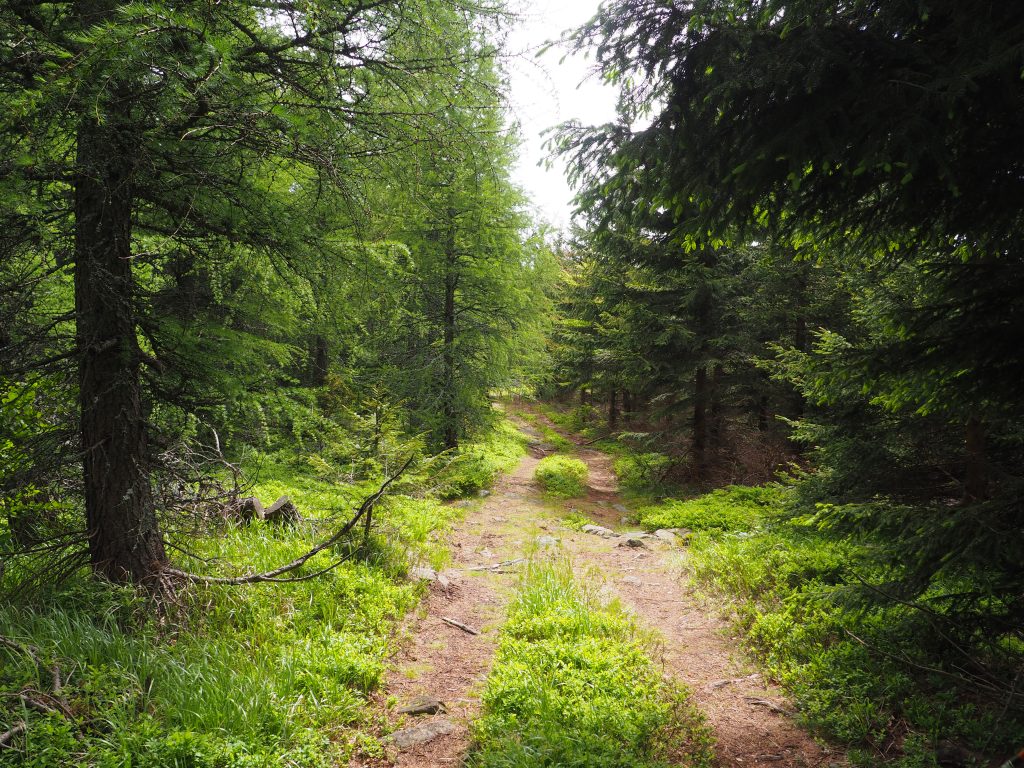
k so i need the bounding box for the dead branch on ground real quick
[164,456,414,585]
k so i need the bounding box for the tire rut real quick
[361,409,840,768]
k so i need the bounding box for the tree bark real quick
[789,265,809,419]
[964,414,988,502]
[692,365,709,477]
[73,21,166,583]
[709,363,724,450]
[757,393,771,432]
[608,388,618,431]
[440,208,458,451]
[309,335,328,386]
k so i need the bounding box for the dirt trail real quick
[364,409,838,768]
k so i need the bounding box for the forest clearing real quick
[2,1,1023,767]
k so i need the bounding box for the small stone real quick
[396,696,446,716]
[478,489,492,498]
[391,719,457,749]
[612,503,629,514]
[264,495,300,525]
[653,529,678,543]
[619,537,647,549]
[621,576,642,585]
[409,566,439,582]
[535,534,559,548]
[581,524,616,538]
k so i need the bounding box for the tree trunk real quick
[757,393,771,432]
[692,365,708,477]
[608,388,617,431]
[440,209,458,451]
[964,414,988,502]
[789,265,809,419]
[74,62,166,584]
[309,335,328,386]
[709,363,724,450]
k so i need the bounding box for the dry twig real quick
[441,617,480,635]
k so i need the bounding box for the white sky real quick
[504,0,620,231]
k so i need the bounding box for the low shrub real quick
[435,420,528,498]
[685,488,1024,765]
[534,455,589,498]
[637,484,787,532]
[471,559,713,768]
[0,458,459,767]
[612,452,673,494]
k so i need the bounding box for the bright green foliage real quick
[561,510,595,531]
[686,487,1024,764]
[471,559,713,768]
[551,0,1024,755]
[612,452,674,495]
[637,485,786,532]
[534,456,589,498]
[0,0,553,585]
[435,420,530,499]
[517,412,573,452]
[0,462,458,767]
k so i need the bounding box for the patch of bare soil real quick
[530,409,843,768]
[356,440,545,768]
[360,408,841,767]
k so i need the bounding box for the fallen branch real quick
[466,558,526,572]
[441,617,480,635]
[165,456,414,585]
[744,696,791,716]
[0,636,40,662]
[0,722,26,748]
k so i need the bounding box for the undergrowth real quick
[672,487,1024,767]
[0,419,526,767]
[435,419,529,498]
[636,485,786,532]
[534,455,589,498]
[470,558,714,768]
[516,412,573,452]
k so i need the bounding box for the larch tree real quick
[0,0,504,585]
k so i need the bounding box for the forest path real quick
[363,406,838,768]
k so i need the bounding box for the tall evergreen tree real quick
[0,0,506,584]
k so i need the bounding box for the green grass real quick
[0,415,524,767]
[534,455,589,498]
[636,484,786,532]
[561,510,595,531]
[470,559,714,768]
[517,412,573,452]
[434,419,529,498]
[682,486,1024,766]
[536,402,603,436]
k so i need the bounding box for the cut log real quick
[264,495,300,525]
[225,496,264,523]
